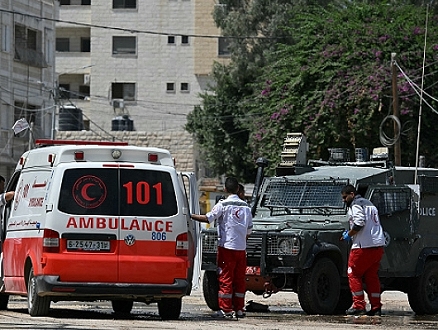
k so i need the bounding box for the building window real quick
[81,37,90,52]
[181,35,189,45]
[166,83,175,93]
[79,85,90,99]
[81,0,91,4]
[14,102,38,128]
[59,0,71,5]
[1,24,10,53]
[14,24,46,67]
[180,83,189,92]
[59,84,71,99]
[113,0,136,9]
[56,38,70,52]
[168,36,175,44]
[218,37,231,56]
[112,36,136,55]
[112,83,135,101]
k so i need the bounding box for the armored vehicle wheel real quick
[298,257,340,315]
[111,300,133,314]
[408,260,438,315]
[333,288,352,314]
[203,270,219,311]
[27,266,51,316]
[157,297,182,320]
[0,294,9,310]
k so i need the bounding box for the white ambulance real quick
[0,139,201,319]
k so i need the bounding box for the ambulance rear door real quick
[117,166,185,284]
[57,166,120,283]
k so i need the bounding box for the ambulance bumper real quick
[35,275,190,299]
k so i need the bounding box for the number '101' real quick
[123,181,163,205]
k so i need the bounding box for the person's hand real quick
[340,230,351,242]
[4,191,14,202]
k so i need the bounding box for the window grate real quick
[261,179,347,215]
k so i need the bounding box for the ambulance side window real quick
[1,171,20,241]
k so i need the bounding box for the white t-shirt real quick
[348,195,385,249]
[206,194,253,251]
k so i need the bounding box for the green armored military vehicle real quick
[201,133,438,315]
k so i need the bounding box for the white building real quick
[0,0,57,178]
[56,0,230,135]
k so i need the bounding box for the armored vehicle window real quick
[369,188,410,216]
[58,169,177,216]
[260,178,348,215]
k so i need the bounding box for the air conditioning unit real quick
[111,99,125,109]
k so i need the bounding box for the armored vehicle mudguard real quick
[201,137,438,315]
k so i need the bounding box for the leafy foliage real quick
[186,1,438,179]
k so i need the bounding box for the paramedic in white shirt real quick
[340,184,385,317]
[191,177,252,319]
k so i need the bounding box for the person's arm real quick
[191,214,209,223]
[0,191,14,207]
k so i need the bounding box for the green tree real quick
[247,2,438,174]
[187,1,438,178]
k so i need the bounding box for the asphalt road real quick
[0,283,437,329]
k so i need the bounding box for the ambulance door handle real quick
[46,203,53,213]
[182,206,188,215]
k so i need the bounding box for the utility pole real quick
[52,81,59,140]
[391,53,401,166]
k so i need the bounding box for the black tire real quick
[298,257,340,315]
[408,260,438,315]
[157,298,182,320]
[111,300,133,314]
[27,267,51,316]
[202,271,219,311]
[0,294,9,310]
[333,288,352,314]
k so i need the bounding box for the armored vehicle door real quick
[365,185,418,275]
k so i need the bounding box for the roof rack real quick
[35,139,128,147]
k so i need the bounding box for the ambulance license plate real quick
[67,240,110,251]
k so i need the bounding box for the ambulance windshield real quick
[58,168,178,216]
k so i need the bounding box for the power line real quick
[0,8,286,40]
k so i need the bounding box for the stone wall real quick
[56,130,197,173]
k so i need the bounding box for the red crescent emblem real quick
[81,183,96,201]
[234,209,241,219]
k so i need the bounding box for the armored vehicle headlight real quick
[202,231,218,253]
[278,236,301,256]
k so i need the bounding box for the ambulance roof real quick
[16,140,174,170]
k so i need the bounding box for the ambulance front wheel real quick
[27,266,51,316]
[157,297,182,320]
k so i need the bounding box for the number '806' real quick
[152,232,167,240]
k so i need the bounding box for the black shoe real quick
[346,308,366,316]
[366,308,382,316]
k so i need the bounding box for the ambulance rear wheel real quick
[27,267,51,316]
[111,300,133,314]
[203,270,219,311]
[157,297,181,320]
[0,294,9,310]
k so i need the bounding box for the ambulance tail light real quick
[175,232,188,256]
[43,229,60,253]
